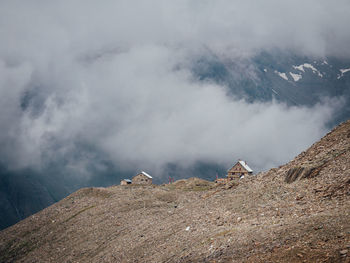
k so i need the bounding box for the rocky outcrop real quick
[282,120,350,184]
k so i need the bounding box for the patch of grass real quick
[0,238,37,262]
[165,184,176,191]
[63,205,96,223]
[183,185,212,192]
[73,188,114,200]
[213,228,235,238]
[198,228,236,247]
[21,226,41,239]
[155,192,177,203]
[166,178,214,192]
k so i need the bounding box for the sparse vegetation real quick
[0,120,350,262]
[63,205,96,223]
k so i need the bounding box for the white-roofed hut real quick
[227,160,253,180]
[132,171,153,185]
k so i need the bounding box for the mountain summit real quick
[1,121,349,262]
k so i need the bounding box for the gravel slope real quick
[1,121,350,263]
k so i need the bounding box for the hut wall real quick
[132,174,152,184]
[227,163,250,179]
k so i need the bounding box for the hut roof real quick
[238,160,253,172]
[123,179,132,183]
[141,171,152,179]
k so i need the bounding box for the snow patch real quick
[264,68,267,72]
[337,68,350,79]
[289,72,302,82]
[293,63,323,77]
[340,68,350,74]
[293,65,305,72]
[274,70,288,80]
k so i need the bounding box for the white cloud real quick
[0,1,346,176]
[4,46,337,175]
[1,1,350,59]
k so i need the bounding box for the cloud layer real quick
[0,1,348,177]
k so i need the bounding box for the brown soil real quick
[1,120,350,263]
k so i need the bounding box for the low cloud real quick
[0,1,347,177]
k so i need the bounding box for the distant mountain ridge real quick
[194,51,350,125]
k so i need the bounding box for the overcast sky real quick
[0,1,349,177]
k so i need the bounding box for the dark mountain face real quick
[0,166,74,230]
[1,50,350,230]
[0,168,55,230]
[0,160,132,230]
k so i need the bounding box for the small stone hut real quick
[120,179,132,185]
[132,171,153,185]
[227,160,253,180]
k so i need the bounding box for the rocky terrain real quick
[1,121,350,262]
[1,51,350,232]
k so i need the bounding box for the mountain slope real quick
[0,121,349,262]
[1,51,350,232]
